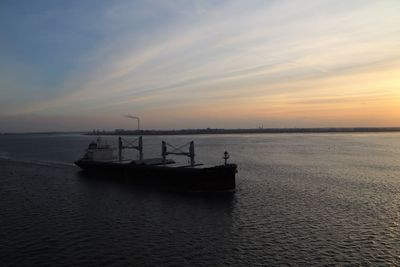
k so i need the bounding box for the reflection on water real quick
[0,133,399,265]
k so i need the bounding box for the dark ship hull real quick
[75,160,237,191]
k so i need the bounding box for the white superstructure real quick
[82,137,114,161]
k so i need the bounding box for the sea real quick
[0,133,399,266]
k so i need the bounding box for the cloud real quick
[1,0,400,130]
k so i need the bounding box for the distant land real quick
[86,127,400,136]
[2,127,400,135]
[0,131,86,135]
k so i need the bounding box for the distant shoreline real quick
[2,127,400,136]
[87,127,400,136]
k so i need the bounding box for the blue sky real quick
[1,0,399,132]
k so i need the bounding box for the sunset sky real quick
[1,0,399,132]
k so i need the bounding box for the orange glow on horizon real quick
[141,63,400,128]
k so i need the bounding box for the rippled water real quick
[0,133,399,266]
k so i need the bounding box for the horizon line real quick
[2,126,400,135]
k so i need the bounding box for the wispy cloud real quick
[1,0,399,131]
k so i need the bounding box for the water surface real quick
[0,133,399,265]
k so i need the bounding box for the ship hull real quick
[75,160,237,191]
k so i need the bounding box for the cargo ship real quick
[75,136,237,191]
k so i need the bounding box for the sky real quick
[0,0,399,132]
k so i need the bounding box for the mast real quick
[118,136,143,161]
[118,136,123,162]
[189,141,195,167]
[162,141,167,164]
[138,136,143,160]
[161,140,195,167]
[223,151,230,166]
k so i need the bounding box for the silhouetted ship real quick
[75,136,237,191]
